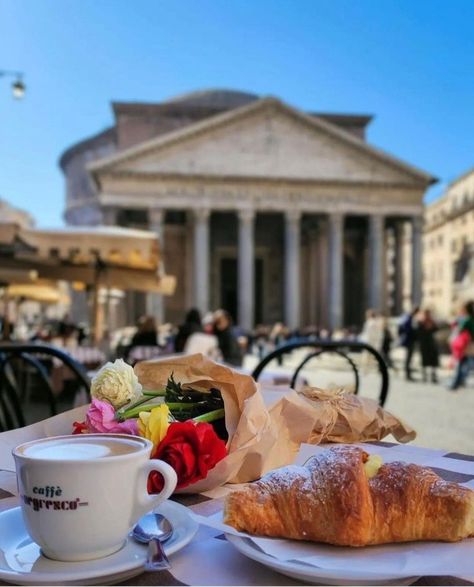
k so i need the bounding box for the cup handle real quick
[132,459,177,523]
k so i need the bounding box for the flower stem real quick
[193,409,225,423]
[142,389,166,397]
[166,401,207,411]
[115,395,154,419]
[119,403,162,420]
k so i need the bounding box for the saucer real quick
[226,534,419,586]
[0,500,198,586]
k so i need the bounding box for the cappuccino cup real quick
[13,434,177,562]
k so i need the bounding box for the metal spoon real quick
[132,513,173,571]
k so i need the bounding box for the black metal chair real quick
[251,340,389,406]
[0,343,91,432]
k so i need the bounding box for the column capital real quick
[194,208,211,223]
[411,215,423,231]
[369,214,385,237]
[149,207,164,227]
[285,209,302,224]
[328,212,344,229]
[238,208,256,224]
[101,206,119,226]
[369,213,385,224]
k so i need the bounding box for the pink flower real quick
[85,399,139,435]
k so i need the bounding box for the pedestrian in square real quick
[417,309,439,383]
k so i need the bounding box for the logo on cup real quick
[21,485,89,512]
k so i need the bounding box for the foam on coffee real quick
[19,436,144,461]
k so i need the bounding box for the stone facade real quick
[0,197,34,227]
[60,90,435,330]
[423,167,474,319]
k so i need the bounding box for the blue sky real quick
[1,0,473,227]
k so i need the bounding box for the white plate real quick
[226,534,420,586]
[0,500,198,586]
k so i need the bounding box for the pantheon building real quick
[61,89,435,331]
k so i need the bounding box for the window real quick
[438,234,443,246]
[451,239,457,254]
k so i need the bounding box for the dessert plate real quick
[0,500,198,586]
[226,534,419,586]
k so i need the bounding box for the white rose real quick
[91,359,142,409]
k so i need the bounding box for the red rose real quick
[148,421,227,492]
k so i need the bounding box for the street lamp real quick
[0,70,26,99]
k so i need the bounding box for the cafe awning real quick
[0,268,39,286]
[5,282,71,305]
[0,223,176,342]
[0,224,175,294]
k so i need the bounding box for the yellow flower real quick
[138,404,170,451]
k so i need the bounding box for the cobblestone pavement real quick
[244,348,474,454]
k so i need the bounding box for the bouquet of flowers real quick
[72,359,228,492]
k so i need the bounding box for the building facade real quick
[60,90,435,330]
[0,197,34,228]
[423,168,474,319]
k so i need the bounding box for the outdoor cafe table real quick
[0,389,473,586]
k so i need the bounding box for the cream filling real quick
[364,454,383,478]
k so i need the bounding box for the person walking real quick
[398,306,419,381]
[381,317,394,369]
[360,309,384,372]
[448,300,474,391]
[174,308,202,352]
[213,309,243,367]
[417,309,439,383]
[360,309,384,351]
[130,315,158,346]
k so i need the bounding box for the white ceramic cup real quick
[13,433,177,562]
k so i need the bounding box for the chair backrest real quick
[0,343,90,432]
[125,345,168,366]
[251,339,389,406]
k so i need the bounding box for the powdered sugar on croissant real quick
[224,445,474,546]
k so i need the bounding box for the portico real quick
[82,94,434,330]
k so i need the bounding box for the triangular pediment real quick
[90,99,435,186]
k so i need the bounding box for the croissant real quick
[224,445,474,546]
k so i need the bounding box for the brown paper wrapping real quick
[298,387,416,444]
[135,354,318,492]
[135,354,415,492]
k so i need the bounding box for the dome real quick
[163,89,259,110]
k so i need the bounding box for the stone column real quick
[146,208,165,323]
[328,213,344,330]
[97,206,119,337]
[318,221,329,327]
[307,227,319,326]
[193,208,210,315]
[393,221,405,314]
[184,211,194,309]
[368,214,385,311]
[284,210,301,330]
[238,209,255,331]
[411,216,423,306]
